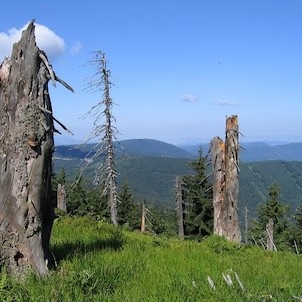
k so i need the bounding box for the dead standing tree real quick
[0,22,73,276]
[175,176,184,240]
[210,115,241,242]
[210,136,225,237]
[82,51,119,226]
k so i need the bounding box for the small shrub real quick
[201,235,242,254]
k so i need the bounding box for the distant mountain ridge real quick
[180,141,302,162]
[54,139,302,162]
[54,139,193,159]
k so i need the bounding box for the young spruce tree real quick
[118,181,140,229]
[182,149,213,238]
[250,183,290,250]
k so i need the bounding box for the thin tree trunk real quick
[141,201,146,233]
[176,176,184,240]
[0,22,72,276]
[244,207,248,244]
[266,219,276,251]
[57,184,67,212]
[101,54,118,226]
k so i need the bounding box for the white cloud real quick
[182,94,199,103]
[212,99,239,106]
[71,41,82,55]
[0,22,65,63]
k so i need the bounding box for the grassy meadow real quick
[1,216,302,301]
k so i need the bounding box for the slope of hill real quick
[3,216,302,301]
[239,160,302,217]
[54,139,194,159]
[53,156,194,207]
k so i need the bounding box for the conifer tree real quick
[250,183,290,249]
[289,201,302,251]
[118,181,140,229]
[182,149,213,238]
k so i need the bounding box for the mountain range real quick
[180,141,302,162]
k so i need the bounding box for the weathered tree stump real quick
[0,21,72,276]
[210,115,241,242]
[266,218,276,251]
[57,184,67,212]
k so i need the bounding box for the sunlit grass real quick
[0,216,302,301]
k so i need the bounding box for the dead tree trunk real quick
[210,136,225,237]
[266,219,276,251]
[81,51,119,226]
[57,184,67,212]
[141,201,146,233]
[210,115,241,242]
[0,22,72,276]
[176,176,184,240]
[224,115,241,242]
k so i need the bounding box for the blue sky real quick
[1,1,302,145]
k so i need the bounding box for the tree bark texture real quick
[210,136,225,237]
[57,184,67,212]
[0,22,57,276]
[210,115,241,242]
[266,219,276,251]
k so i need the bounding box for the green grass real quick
[1,216,302,301]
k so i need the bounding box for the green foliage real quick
[118,180,140,229]
[62,173,109,218]
[288,201,302,252]
[182,149,213,238]
[54,155,194,208]
[54,153,302,220]
[145,205,177,237]
[201,235,242,254]
[239,161,302,219]
[249,183,291,250]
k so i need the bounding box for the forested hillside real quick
[53,139,302,219]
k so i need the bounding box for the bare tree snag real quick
[141,201,146,233]
[57,184,67,212]
[224,115,241,242]
[175,176,184,240]
[210,115,241,242]
[80,51,119,226]
[266,219,276,251]
[0,22,72,276]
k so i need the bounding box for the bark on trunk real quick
[57,184,67,212]
[224,115,241,242]
[210,115,241,242]
[0,22,67,276]
[210,136,225,236]
[266,219,276,251]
